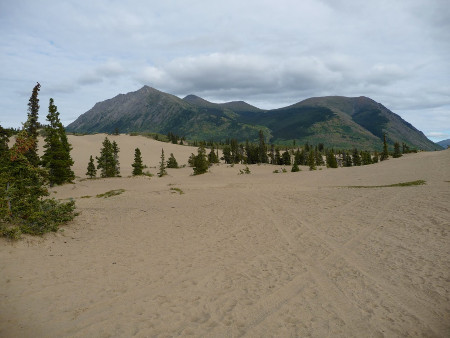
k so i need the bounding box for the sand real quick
[1,134,449,337]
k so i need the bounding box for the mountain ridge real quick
[66,86,441,151]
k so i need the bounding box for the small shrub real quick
[96,189,125,198]
[170,187,184,195]
[239,166,251,175]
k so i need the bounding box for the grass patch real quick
[96,189,125,198]
[80,195,92,198]
[170,187,184,195]
[343,180,426,188]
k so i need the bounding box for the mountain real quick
[66,86,440,151]
[437,139,450,148]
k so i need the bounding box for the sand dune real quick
[1,134,449,337]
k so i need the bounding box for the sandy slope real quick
[1,135,449,337]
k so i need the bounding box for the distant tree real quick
[112,141,120,176]
[361,151,373,165]
[352,148,361,166]
[166,153,179,168]
[86,155,97,178]
[308,150,316,170]
[315,148,324,166]
[282,150,291,165]
[380,133,389,161]
[221,146,232,164]
[158,149,167,177]
[23,82,41,167]
[132,148,144,176]
[208,146,219,164]
[193,146,209,175]
[113,127,119,135]
[258,130,268,163]
[402,142,410,154]
[393,142,402,158]
[326,150,338,168]
[343,151,352,167]
[96,137,118,177]
[188,153,196,167]
[291,161,300,172]
[41,98,74,186]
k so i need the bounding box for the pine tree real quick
[41,98,74,185]
[393,142,402,158]
[23,82,41,167]
[132,148,144,176]
[158,149,167,177]
[380,133,389,161]
[343,151,353,167]
[352,148,361,166]
[96,137,117,177]
[291,161,300,172]
[326,150,338,168]
[112,141,120,176]
[308,150,316,170]
[193,146,209,175]
[282,151,291,165]
[258,130,268,163]
[1,131,76,237]
[167,153,179,168]
[86,155,97,178]
[208,146,219,164]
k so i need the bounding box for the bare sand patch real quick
[1,135,449,337]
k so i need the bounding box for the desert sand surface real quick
[1,134,449,337]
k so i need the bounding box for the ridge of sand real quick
[1,135,449,337]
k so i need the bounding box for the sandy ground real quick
[1,134,449,337]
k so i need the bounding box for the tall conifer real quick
[23,82,41,167]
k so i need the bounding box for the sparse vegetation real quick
[170,187,184,195]
[239,166,251,175]
[342,180,426,189]
[96,189,125,198]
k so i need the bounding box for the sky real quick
[1,0,449,142]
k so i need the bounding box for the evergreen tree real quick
[112,141,120,176]
[402,142,410,154]
[343,151,352,167]
[380,133,389,161]
[315,148,324,166]
[41,98,74,185]
[352,148,361,166]
[193,146,209,175]
[326,150,338,168]
[258,130,268,163]
[132,148,144,176]
[222,146,232,164]
[291,161,300,172]
[282,151,291,165]
[158,149,167,177]
[1,130,76,237]
[393,142,402,158]
[308,150,316,170]
[275,149,283,165]
[96,137,117,177]
[23,82,41,167]
[208,146,219,164]
[167,153,179,168]
[85,155,96,178]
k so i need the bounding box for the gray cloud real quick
[1,0,449,141]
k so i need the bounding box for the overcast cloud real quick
[1,0,449,141]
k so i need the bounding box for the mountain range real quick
[66,86,441,151]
